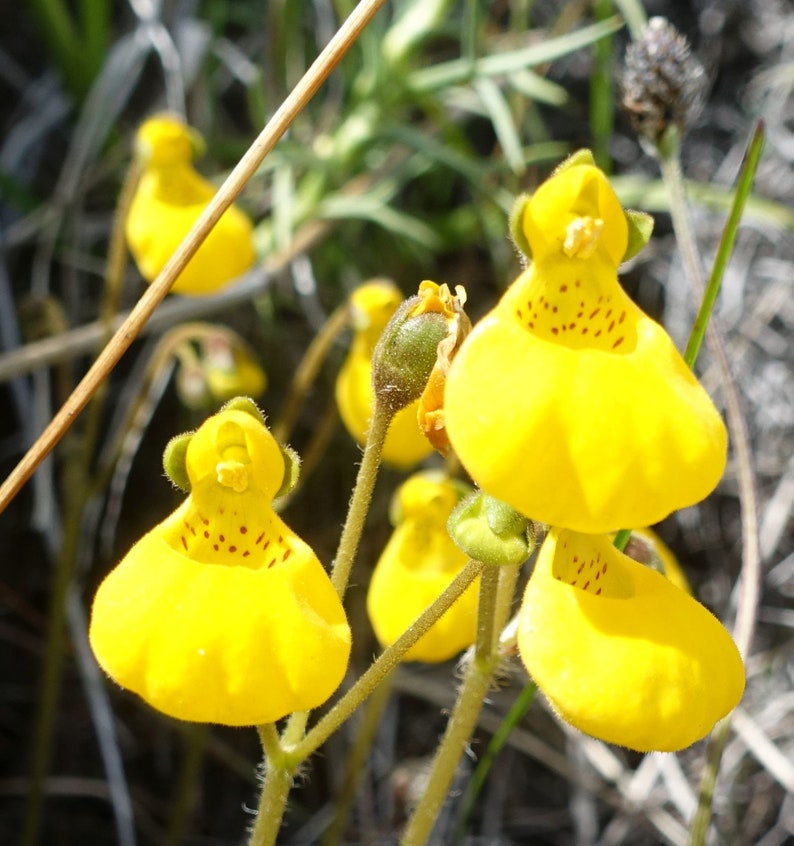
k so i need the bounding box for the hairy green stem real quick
[453,681,537,842]
[291,558,485,763]
[687,719,731,845]
[399,563,517,846]
[247,558,484,843]
[248,761,294,846]
[247,725,291,846]
[330,399,391,598]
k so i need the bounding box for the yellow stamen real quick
[216,460,248,492]
[563,216,604,258]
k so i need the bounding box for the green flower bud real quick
[448,490,535,567]
[371,296,448,415]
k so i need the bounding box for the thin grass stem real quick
[163,725,209,846]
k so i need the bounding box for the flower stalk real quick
[330,398,392,598]
[399,561,519,846]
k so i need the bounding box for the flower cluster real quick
[89,400,350,726]
[442,152,743,751]
[93,147,743,755]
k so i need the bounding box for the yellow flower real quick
[175,331,267,410]
[202,335,267,403]
[444,157,727,533]
[517,528,744,752]
[126,114,256,296]
[89,402,351,726]
[366,471,478,662]
[335,280,434,468]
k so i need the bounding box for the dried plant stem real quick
[0,0,389,515]
[272,302,350,443]
[399,562,519,846]
[657,128,762,846]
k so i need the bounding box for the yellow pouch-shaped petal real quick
[517,528,744,752]
[126,114,256,296]
[445,162,726,533]
[89,406,351,726]
[367,471,478,662]
[335,280,433,468]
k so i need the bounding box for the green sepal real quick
[448,490,534,567]
[552,148,595,175]
[623,209,654,262]
[509,192,532,262]
[220,396,266,425]
[275,443,301,499]
[163,431,194,492]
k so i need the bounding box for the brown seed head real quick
[621,17,706,149]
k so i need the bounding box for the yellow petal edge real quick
[89,406,351,726]
[444,161,727,533]
[517,529,744,752]
[366,471,478,662]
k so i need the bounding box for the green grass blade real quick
[409,16,625,92]
[684,122,766,367]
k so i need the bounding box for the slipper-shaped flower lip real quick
[518,528,745,752]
